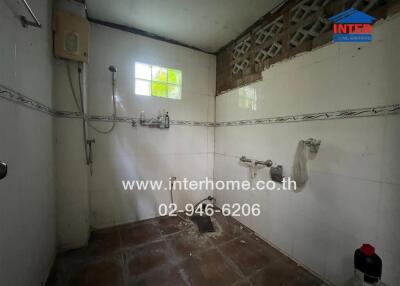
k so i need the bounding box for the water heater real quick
[53,10,90,63]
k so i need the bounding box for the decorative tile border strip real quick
[3,84,399,128]
[0,84,215,127]
[170,120,214,127]
[53,110,82,118]
[216,104,400,127]
[86,115,214,127]
[0,84,54,115]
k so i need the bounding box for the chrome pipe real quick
[240,156,273,167]
[20,0,41,28]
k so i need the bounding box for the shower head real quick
[108,65,117,73]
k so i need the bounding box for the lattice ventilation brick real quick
[232,36,251,59]
[254,41,283,63]
[290,0,330,24]
[350,0,380,12]
[289,16,330,47]
[232,58,250,74]
[255,16,284,45]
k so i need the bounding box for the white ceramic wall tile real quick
[384,15,400,107]
[88,24,215,121]
[378,249,400,286]
[376,182,400,254]
[0,1,55,285]
[55,118,90,248]
[84,24,216,228]
[214,15,400,286]
[54,22,216,233]
[217,17,400,124]
[0,1,17,91]
[2,0,54,107]
[324,230,362,285]
[381,115,400,184]
[88,151,212,228]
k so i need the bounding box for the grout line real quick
[228,216,333,285]
[54,215,328,286]
[213,241,247,280]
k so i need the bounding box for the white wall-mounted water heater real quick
[53,10,90,63]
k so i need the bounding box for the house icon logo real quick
[329,8,376,42]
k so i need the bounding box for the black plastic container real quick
[354,244,382,284]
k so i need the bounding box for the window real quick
[238,86,257,111]
[135,62,182,99]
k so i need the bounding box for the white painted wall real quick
[0,0,56,285]
[55,21,215,240]
[54,58,91,250]
[87,23,215,228]
[52,1,91,251]
[215,15,400,286]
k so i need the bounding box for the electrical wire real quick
[66,62,81,113]
[66,61,89,165]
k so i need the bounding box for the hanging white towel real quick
[293,140,308,189]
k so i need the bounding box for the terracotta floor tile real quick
[130,265,187,286]
[250,257,317,286]
[156,216,190,236]
[68,260,124,286]
[207,216,246,245]
[232,280,252,286]
[88,227,121,257]
[120,221,162,248]
[244,233,283,261]
[186,248,241,286]
[126,240,171,277]
[167,228,212,260]
[219,235,279,276]
[286,267,325,286]
[47,216,324,286]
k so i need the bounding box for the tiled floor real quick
[46,214,325,286]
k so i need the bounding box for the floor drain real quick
[191,215,215,233]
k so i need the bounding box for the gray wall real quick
[0,0,56,285]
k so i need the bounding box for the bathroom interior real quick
[0,0,399,285]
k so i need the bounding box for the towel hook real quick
[304,138,321,153]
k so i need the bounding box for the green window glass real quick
[135,62,182,99]
[167,69,182,85]
[152,66,167,82]
[152,82,168,97]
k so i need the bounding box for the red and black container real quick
[354,244,382,285]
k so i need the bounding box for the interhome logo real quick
[329,8,376,43]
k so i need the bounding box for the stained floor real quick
[46,213,325,286]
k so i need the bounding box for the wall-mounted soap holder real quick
[270,165,284,183]
[139,111,170,129]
